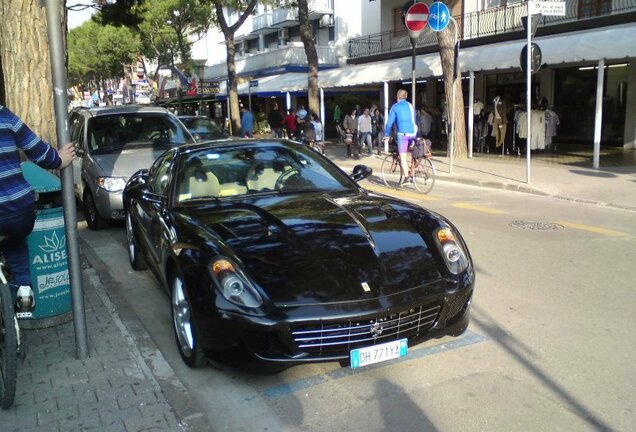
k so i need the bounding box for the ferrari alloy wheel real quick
[171,274,206,368]
[125,210,147,271]
[82,188,108,230]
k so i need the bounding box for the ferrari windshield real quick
[88,113,194,154]
[176,143,354,203]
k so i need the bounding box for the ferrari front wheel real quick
[170,273,207,368]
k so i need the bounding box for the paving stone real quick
[4,267,188,432]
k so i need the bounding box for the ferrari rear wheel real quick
[125,210,147,271]
[171,273,207,368]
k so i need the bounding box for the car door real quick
[138,150,177,271]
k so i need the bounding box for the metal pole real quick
[411,38,417,110]
[468,70,474,158]
[449,17,458,175]
[286,92,291,111]
[44,0,88,360]
[225,79,232,135]
[383,81,389,153]
[526,1,532,183]
[319,88,325,132]
[248,81,252,113]
[593,58,605,169]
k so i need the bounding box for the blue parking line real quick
[263,331,488,398]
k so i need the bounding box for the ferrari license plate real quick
[350,339,408,369]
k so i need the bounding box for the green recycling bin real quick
[20,161,72,329]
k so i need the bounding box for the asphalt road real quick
[78,178,635,432]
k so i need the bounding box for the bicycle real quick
[380,138,436,194]
[0,240,19,409]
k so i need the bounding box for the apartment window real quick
[392,7,407,36]
[578,0,611,18]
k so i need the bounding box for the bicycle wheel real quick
[380,154,403,188]
[0,284,17,409]
[412,157,436,194]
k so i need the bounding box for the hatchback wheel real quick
[83,188,108,230]
[171,273,207,368]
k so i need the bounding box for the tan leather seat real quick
[179,169,220,200]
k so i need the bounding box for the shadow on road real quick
[471,304,613,431]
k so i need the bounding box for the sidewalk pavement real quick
[323,140,636,212]
[0,255,193,432]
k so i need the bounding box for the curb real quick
[330,155,636,213]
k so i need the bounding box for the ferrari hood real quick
[191,192,443,305]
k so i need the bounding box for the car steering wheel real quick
[274,168,300,191]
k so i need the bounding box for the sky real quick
[67,1,96,30]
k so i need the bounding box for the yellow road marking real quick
[553,220,629,237]
[451,203,508,214]
[365,183,440,200]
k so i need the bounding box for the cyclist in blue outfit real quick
[383,89,417,186]
[0,104,75,312]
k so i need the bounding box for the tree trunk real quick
[437,25,467,159]
[225,34,241,136]
[297,0,319,118]
[0,0,60,147]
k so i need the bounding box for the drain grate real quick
[509,221,565,231]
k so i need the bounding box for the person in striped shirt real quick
[0,104,75,312]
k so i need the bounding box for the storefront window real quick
[554,63,628,146]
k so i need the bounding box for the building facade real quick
[191,0,636,150]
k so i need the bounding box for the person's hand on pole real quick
[57,142,76,169]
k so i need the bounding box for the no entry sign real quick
[404,2,429,34]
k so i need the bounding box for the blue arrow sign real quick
[428,2,450,32]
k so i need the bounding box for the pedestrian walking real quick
[357,107,374,157]
[371,108,384,154]
[282,108,298,140]
[268,103,283,138]
[342,108,359,158]
[240,106,254,138]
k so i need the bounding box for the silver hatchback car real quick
[68,105,195,230]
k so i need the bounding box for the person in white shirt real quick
[357,108,374,157]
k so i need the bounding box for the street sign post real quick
[531,1,566,16]
[402,1,429,109]
[520,42,542,74]
[428,2,450,32]
[404,2,429,36]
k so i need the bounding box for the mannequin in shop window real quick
[473,98,485,152]
[493,96,508,148]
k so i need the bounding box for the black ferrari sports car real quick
[123,139,475,371]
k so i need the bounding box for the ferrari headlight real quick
[96,176,127,192]
[435,227,469,275]
[210,258,263,308]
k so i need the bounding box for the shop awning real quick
[459,22,636,72]
[213,23,636,96]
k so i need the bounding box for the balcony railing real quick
[348,0,636,60]
[203,44,337,80]
[272,7,297,26]
[308,0,334,16]
[252,13,274,32]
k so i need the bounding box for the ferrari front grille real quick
[291,303,442,355]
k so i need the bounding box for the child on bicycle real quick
[383,89,417,186]
[0,104,75,312]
